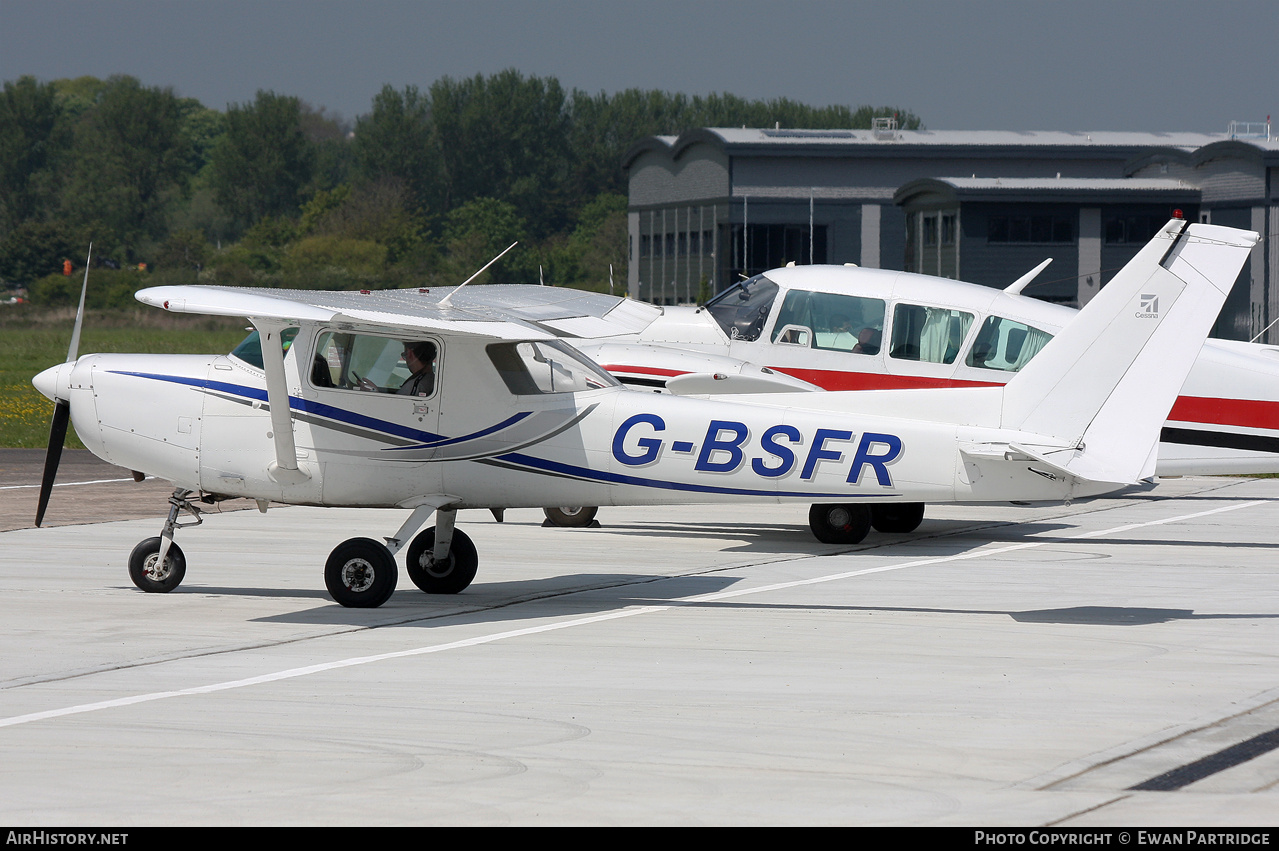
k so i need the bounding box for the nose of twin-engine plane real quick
[32,362,72,402]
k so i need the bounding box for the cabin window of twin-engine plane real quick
[487,340,619,395]
[769,289,886,354]
[965,316,1054,372]
[311,331,439,397]
[889,304,974,365]
[229,328,300,369]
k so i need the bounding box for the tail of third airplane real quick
[998,218,1260,486]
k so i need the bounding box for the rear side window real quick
[487,340,618,395]
[965,316,1053,372]
[889,304,974,364]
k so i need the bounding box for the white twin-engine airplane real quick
[570,219,1279,532]
[32,219,1257,608]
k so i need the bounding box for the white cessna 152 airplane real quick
[570,219,1279,533]
[32,219,1257,608]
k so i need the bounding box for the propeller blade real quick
[35,400,71,527]
[66,243,91,362]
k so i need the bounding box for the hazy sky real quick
[2,0,1274,134]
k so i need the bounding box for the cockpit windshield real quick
[704,275,779,341]
[229,328,299,369]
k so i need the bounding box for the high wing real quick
[135,283,662,340]
[135,283,660,486]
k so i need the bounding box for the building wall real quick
[955,204,1081,299]
[627,135,1276,340]
[629,146,730,207]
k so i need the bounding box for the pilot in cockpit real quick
[396,341,436,396]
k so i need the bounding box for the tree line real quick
[0,71,921,305]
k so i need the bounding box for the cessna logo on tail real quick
[1137,294,1160,318]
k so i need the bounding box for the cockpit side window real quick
[889,304,974,365]
[964,316,1053,372]
[487,340,619,395]
[310,331,437,396]
[704,275,779,342]
[771,290,886,354]
[229,328,299,370]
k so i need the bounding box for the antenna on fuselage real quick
[1004,258,1053,295]
[438,241,518,308]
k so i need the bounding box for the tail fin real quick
[1001,219,1259,485]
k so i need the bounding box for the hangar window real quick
[1104,214,1162,244]
[889,304,974,364]
[964,316,1053,372]
[988,215,1073,244]
[923,215,939,247]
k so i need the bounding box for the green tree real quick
[304,179,427,265]
[0,221,79,285]
[441,196,530,281]
[0,76,69,228]
[208,91,314,228]
[61,76,194,256]
[429,71,573,236]
[568,193,628,291]
[353,85,439,214]
[301,102,353,193]
[177,97,226,177]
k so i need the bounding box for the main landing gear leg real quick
[406,508,478,595]
[129,489,203,593]
[323,505,480,607]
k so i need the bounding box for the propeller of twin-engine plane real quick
[35,246,91,527]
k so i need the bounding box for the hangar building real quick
[624,121,1278,342]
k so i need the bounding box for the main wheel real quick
[543,506,599,527]
[325,537,397,608]
[406,527,478,594]
[128,537,187,593]
[871,502,925,534]
[808,503,872,545]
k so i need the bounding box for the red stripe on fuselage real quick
[770,367,1002,391]
[1168,396,1279,430]
[599,363,1279,432]
[774,368,1279,430]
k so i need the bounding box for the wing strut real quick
[254,318,310,485]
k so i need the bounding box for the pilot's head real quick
[403,341,435,370]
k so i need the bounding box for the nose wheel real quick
[129,489,203,593]
[128,537,187,592]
